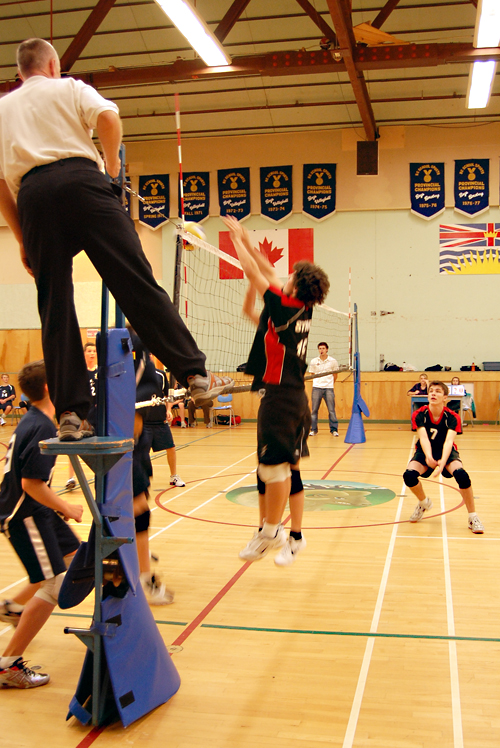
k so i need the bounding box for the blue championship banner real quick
[410,163,445,220]
[303,164,336,221]
[260,165,293,222]
[180,172,210,222]
[138,175,169,230]
[454,159,489,217]
[218,168,250,219]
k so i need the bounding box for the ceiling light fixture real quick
[466,0,500,109]
[154,0,231,67]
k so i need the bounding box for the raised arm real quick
[242,282,260,326]
[222,215,269,297]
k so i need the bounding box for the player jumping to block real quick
[222,215,329,562]
[404,380,484,534]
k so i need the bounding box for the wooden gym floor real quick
[0,419,499,748]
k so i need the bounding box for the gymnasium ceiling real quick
[0,0,499,143]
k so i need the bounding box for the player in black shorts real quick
[131,332,178,605]
[242,282,308,566]
[223,215,329,562]
[404,380,484,533]
[0,360,83,688]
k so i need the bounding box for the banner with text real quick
[219,228,314,279]
[180,172,210,222]
[138,175,169,230]
[218,168,250,219]
[454,159,489,217]
[260,165,293,222]
[410,162,445,220]
[303,164,336,220]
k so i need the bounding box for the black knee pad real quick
[290,469,303,495]
[135,509,151,533]
[257,475,265,495]
[403,469,420,488]
[453,468,471,490]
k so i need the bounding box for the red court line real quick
[322,443,355,479]
[73,448,353,747]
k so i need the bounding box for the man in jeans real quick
[309,342,339,436]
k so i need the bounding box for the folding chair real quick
[462,394,474,428]
[212,393,235,427]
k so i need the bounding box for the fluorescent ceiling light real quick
[474,0,500,48]
[467,60,497,108]
[466,0,499,109]
[155,0,231,67]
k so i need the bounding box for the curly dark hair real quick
[292,261,330,306]
[18,360,47,403]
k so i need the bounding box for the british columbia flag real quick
[439,223,500,273]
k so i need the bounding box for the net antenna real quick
[174,226,354,387]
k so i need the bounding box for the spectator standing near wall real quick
[308,343,339,436]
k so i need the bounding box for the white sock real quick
[0,655,19,669]
[262,521,278,538]
[468,512,477,519]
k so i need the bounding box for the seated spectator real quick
[447,376,466,414]
[408,374,429,408]
[170,381,187,428]
[0,374,16,426]
[188,398,213,428]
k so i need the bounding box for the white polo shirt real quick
[0,75,119,196]
[309,355,339,389]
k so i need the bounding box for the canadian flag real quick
[219,228,314,279]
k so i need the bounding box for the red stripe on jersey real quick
[411,405,427,431]
[268,285,304,308]
[263,318,285,384]
[444,406,462,434]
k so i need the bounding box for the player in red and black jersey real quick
[223,215,330,562]
[404,380,484,533]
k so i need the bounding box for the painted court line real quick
[341,438,414,748]
[440,477,464,748]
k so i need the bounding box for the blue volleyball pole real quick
[345,303,370,444]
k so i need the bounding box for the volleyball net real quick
[174,226,354,384]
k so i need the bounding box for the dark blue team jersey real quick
[246,286,312,390]
[0,383,15,401]
[0,406,56,524]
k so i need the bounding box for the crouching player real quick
[404,380,484,534]
[0,360,83,688]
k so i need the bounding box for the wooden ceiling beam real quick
[326,0,378,140]
[371,0,401,30]
[295,0,338,44]
[2,43,498,93]
[60,0,118,72]
[214,0,252,43]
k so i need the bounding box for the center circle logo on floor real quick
[226,480,396,510]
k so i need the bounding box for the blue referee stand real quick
[39,149,180,727]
